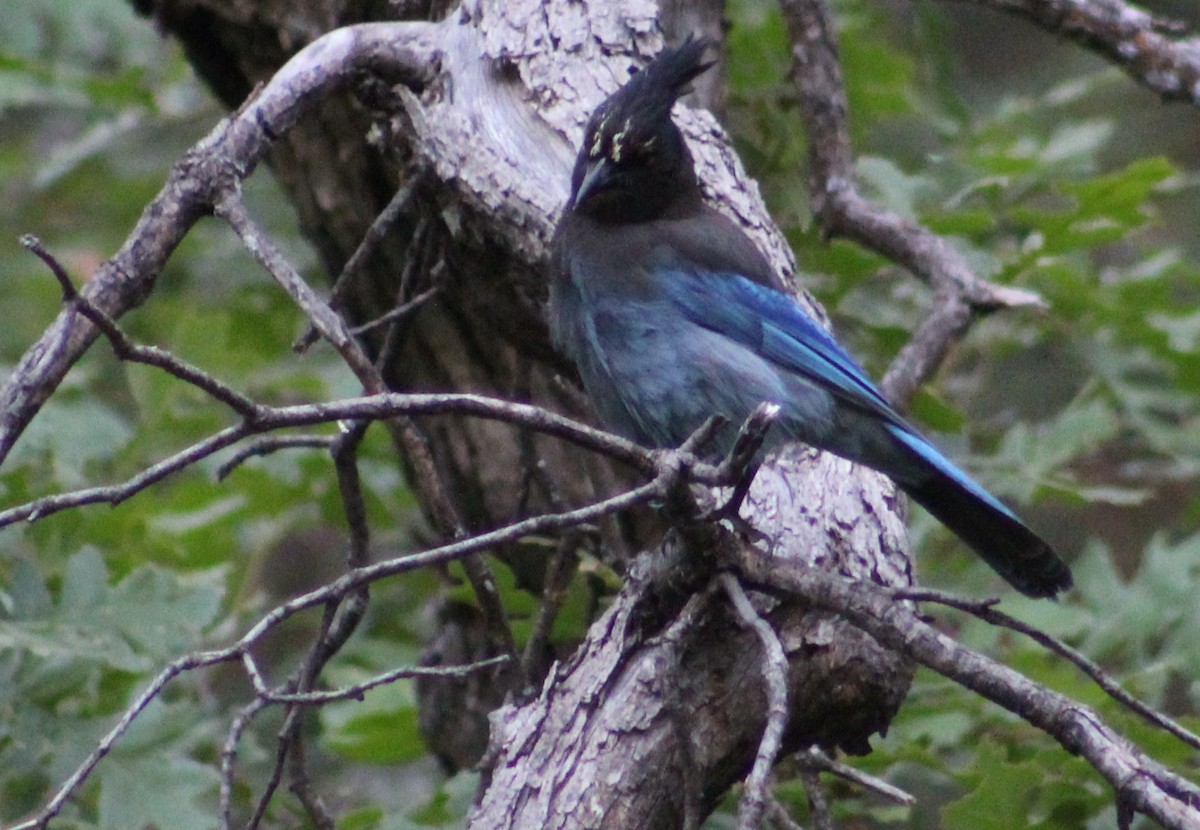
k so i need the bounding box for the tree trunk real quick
[128,0,916,825]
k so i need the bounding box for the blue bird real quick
[549,39,1072,598]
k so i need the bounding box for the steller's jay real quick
[548,39,1072,598]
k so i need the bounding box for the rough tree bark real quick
[98,0,913,826]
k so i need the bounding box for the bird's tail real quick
[887,427,1073,599]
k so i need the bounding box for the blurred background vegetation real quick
[1,0,1198,827]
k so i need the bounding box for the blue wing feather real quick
[662,269,898,421]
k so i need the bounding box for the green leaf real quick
[941,741,1046,829]
[858,156,929,218]
[406,774,479,828]
[325,706,426,765]
[322,679,427,765]
[0,549,224,670]
[97,755,219,830]
[1064,156,1175,222]
[984,394,1122,503]
[104,564,225,657]
[7,395,133,489]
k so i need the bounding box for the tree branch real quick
[731,544,1200,830]
[944,0,1200,104]
[720,574,791,830]
[896,588,1200,753]
[794,747,916,806]
[12,465,675,830]
[778,0,1047,409]
[0,392,661,529]
[0,21,441,465]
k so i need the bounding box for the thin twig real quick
[522,534,582,679]
[796,747,916,806]
[216,195,383,390]
[220,697,269,830]
[459,550,526,688]
[333,422,373,570]
[894,587,1200,754]
[257,425,376,830]
[348,285,439,338]
[246,654,511,704]
[721,573,790,830]
[288,736,334,830]
[801,766,835,830]
[766,793,806,830]
[245,603,339,830]
[217,435,336,480]
[294,170,429,352]
[291,432,377,824]
[244,597,350,830]
[21,235,261,417]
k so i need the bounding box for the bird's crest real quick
[584,37,714,167]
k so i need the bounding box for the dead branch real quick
[731,544,1200,830]
[778,0,1047,410]
[0,22,441,463]
[945,0,1200,104]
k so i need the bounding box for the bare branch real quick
[795,747,916,806]
[347,285,440,338]
[245,603,340,830]
[244,653,511,705]
[766,794,807,830]
[294,169,430,352]
[944,0,1200,104]
[459,551,526,689]
[21,235,262,417]
[0,392,658,529]
[721,573,791,830]
[333,422,373,570]
[522,535,582,677]
[778,0,1046,410]
[801,765,835,830]
[288,742,335,830]
[217,194,383,389]
[220,697,268,830]
[0,21,441,465]
[731,545,1200,830]
[896,588,1200,754]
[216,435,336,480]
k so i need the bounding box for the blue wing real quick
[661,267,1030,520]
[661,269,901,425]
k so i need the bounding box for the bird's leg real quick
[713,459,761,522]
[698,403,780,535]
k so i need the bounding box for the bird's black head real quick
[567,38,715,224]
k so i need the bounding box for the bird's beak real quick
[573,157,611,207]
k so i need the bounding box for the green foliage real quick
[0,548,225,827]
